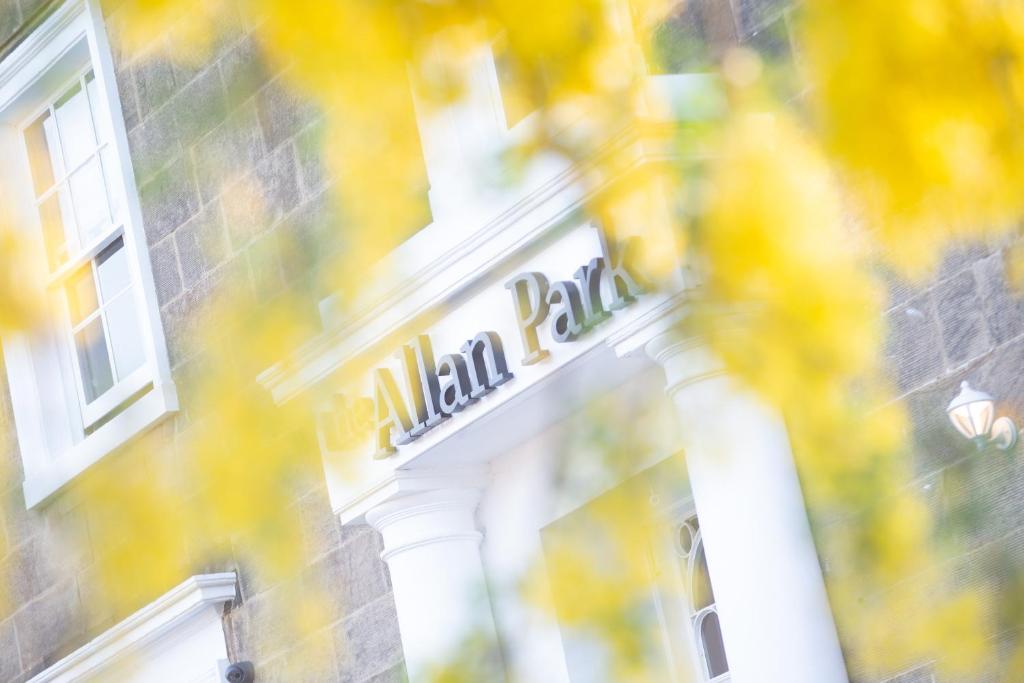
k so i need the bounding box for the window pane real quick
[67,264,98,325]
[54,80,96,170]
[700,611,729,677]
[100,147,124,223]
[43,114,64,180]
[675,521,695,557]
[692,542,715,610]
[84,71,112,146]
[24,111,59,195]
[96,236,131,301]
[105,290,144,378]
[38,192,70,271]
[69,157,110,244]
[75,316,113,402]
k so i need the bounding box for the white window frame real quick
[0,0,177,508]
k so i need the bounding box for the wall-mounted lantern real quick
[947,381,1018,451]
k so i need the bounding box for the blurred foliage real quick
[0,0,1023,680]
[803,0,1024,275]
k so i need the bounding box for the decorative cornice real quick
[28,573,237,683]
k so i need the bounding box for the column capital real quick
[339,464,489,525]
[365,485,485,563]
[365,487,482,526]
[643,332,724,398]
[643,331,701,365]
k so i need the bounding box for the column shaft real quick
[366,488,504,681]
[649,336,848,683]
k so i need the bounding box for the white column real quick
[365,487,505,682]
[646,334,848,683]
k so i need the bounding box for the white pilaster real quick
[365,486,505,681]
[646,334,848,683]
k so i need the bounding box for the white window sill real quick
[22,380,178,508]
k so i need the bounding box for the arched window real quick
[674,517,729,681]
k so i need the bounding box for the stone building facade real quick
[0,0,1018,682]
[0,0,401,680]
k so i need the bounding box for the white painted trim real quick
[28,572,237,683]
